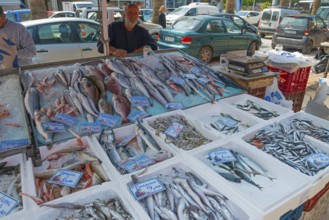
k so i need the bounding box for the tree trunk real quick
[311,0,321,15]
[225,0,235,14]
[279,0,289,7]
[151,0,162,24]
[28,0,48,19]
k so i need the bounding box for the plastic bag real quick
[265,77,293,110]
[314,78,329,105]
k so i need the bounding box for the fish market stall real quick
[0,68,33,157]
[19,50,243,147]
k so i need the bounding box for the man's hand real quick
[113,48,128,58]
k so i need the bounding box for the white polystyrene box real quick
[29,182,146,220]
[220,93,293,121]
[91,124,178,180]
[184,101,262,137]
[190,139,312,220]
[0,153,33,219]
[32,136,112,204]
[142,110,220,154]
[119,158,261,220]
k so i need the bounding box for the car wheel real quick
[302,41,313,54]
[198,46,213,63]
[260,33,266,38]
[247,42,256,56]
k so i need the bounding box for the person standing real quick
[158,5,166,28]
[0,6,36,68]
[97,4,157,58]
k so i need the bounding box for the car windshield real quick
[236,11,248,16]
[280,17,308,30]
[170,7,189,15]
[261,10,271,21]
[317,8,329,20]
[172,18,202,30]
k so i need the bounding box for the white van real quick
[258,7,300,38]
[166,3,219,26]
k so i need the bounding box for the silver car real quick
[22,18,102,64]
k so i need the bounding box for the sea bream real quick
[80,77,100,107]
[104,75,122,95]
[112,94,131,123]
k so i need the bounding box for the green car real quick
[158,15,262,63]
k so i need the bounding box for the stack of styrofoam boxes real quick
[267,65,312,112]
[1,153,35,220]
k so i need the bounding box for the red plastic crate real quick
[267,66,311,93]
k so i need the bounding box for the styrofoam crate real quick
[184,101,262,137]
[241,118,329,199]
[190,139,312,220]
[142,110,220,154]
[29,182,147,220]
[31,136,113,204]
[0,153,35,219]
[90,124,178,179]
[120,158,261,220]
[220,94,293,121]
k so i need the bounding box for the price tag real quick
[261,66,268,72]
[165,122,184,138]
[128,111,149,122]
[79,122,101,133]
[131,96,150,107]
[189,66,203,76]
[0,139,29,151]
[123,160,143,173]
[184,74,197,79]
[42,123,66,133]
[0,192,19,217]
[48,169,83,188]
[196,77,210,85]
[135,155,155,168]
[208,149,236,164]
[97,113,121,128]
[305,153,329,169]
[216,117,238,128]
[54,113,78,126]
[129,178,165,200]
[169,77,185,85]
[165,102,184,111]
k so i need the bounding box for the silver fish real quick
[24,87,40,120]
[34,110,53,147]
[112,72,131,89]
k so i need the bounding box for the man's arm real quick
[133,28,158,53]
[17,25,36,61]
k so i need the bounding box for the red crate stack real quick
[267,65,311,112]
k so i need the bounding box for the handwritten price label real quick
[165,102,184,111]
[48,169,83,188]
[97,113,121,128]
[305,153,329,169]
[54,113,78,126]
[0,139,29,150]
[216,117,238,128]
[129,178,165,200]
[165,122,184,138]
[79,122,101,133]
[131,96,150,107]
[0,192,19,217]
[123,155,155,173]
[127,110,149,122]
[42,123,66,133]
[208,149,236,164]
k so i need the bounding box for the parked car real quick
[272,15,329,53]
[166,3,219,26]
[5,9,31,22]
[139,8,153,22]
[158,16,261,63]
[213,13,258,34]
[316,6,329,25]
[48,11,76,18]
[166,8,176,15]
[22,18,101,64]
[236,10,261,25]
[258,7,300,38]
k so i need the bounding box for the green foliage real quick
[261,1,272,11]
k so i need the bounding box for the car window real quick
[172,18,202,30]
[76,22,100,42]
[271,11,279,21]
[222,19,241,33]
[27,26,34,41]
[250,12,259,16]
[87,11,98,21]
[262,10,271,21]
[316,17,326,28]
[186,8,196,16]
[206,20,225,33]
[21,13,32,22]
[67,13,75,17]
[233,16,244,26]
[38,22,75,44]
[280,17,308,30]
[317,8,329,21]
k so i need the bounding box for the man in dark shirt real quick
[97,4,157,58]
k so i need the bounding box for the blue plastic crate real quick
[280,203,304,220]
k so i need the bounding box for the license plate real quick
[285,30,296,34]
[165,36,174,42]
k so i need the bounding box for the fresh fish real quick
[85,74,106,98]
[156,83,174,103]
[104,75,122,94]
[140,75,167,106]
[98,97,113,115]
[34,110,53,148]
[24,87,40,120]
[70,68,82,87]
[85,65,104,80]
[54,68,69,88]
[68,87,84,115]
[131,77,151,100]
[80,77,100,107]
[112,72,131,89]
[112,94,131,123]
[125,88,147,112]
[77,92,99,117]
[97,62,112,76]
